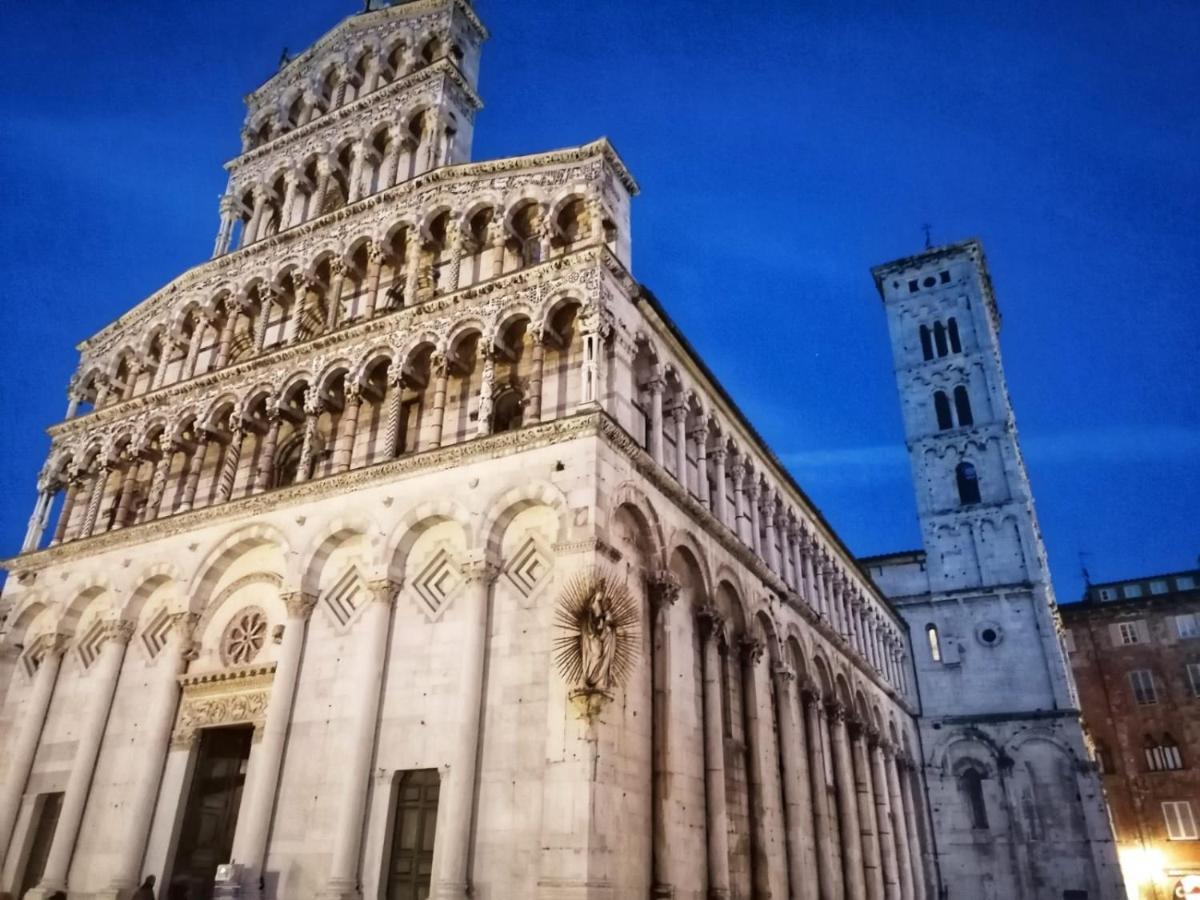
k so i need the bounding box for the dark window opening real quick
[933,322,948,357]
[908,279,919,293]
[934,391,953,430]
[956,462,981,505]
[939,270,951,284]
[920,325,933,361]
[953,386,974,426]
[948,317,962,353]
[959,768,989,829]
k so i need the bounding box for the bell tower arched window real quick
[956,462,981,505]
[948,317,962,353]
[926,624,942,661]
[958,767,989,829]
[920,324,934,361]
[953,385,974,426]
[934,391,953,430]
[934,322,948,357]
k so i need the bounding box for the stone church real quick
[0,1,1122,898]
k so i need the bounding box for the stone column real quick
[692,422,710,509]
[332,384,362,474]
[244,186,269,246]
[578,321,606,409]
[828,702,865,900]
[444,231,463,294]
[0,634,67,861]
[32,621,133,898]
[851,723,884,900]
[21,487,51,552]
[671,405,688,485]
[103,613,198,899]
[252,294,272,351]
[526,336,546,425]
[774,666,818,900]
[898,758,928,900]
[79,461,112,539]
[176,436,208,513]
[383,369,406,459]
[646,375,665,465]
[871,740,902,900]
[428,353,450,448]
[296,394,322,484]
[762,492,780,574]
[326,260,347,333]
[476,345,495,437]
[803,685,839,900]
[50,480,79,542]
[380,128,400,191]
[747,478,763,558]
[213,196,238,258]
[361,245,385,319]
[430,558,499,900]
[404,234,423,307]
[233,592,316,897]
[284,276,311,345]
[183,313,210,380]
[885,748,914,900]
[254,404,282,492]
[347,142,366,203]
[711,446,728,524]
[648,571,680,898]
[112,458,139,530]
[731,459,748,545]
[310,158,332,215]
[697,607,731,899]
[488,222,506,279]
[739,638,781,898]
[322,581,397,900]
[299,89,319,126]
[215,422,245,503]
[215,308,238,369]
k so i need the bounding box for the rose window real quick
[221,607,268,666]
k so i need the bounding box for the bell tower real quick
[870,239,1125,899]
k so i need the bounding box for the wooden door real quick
[386,769,441,900]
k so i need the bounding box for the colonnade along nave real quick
[642,567,932,900]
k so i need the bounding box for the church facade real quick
[0,2,1122,900]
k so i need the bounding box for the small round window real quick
[975,622,1003,648]
[221,606,268,666]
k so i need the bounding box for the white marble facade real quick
[0,2,927,899]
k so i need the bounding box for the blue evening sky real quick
[1,1,1196,601]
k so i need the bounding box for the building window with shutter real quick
[1129,669,1158,705]
[1186,663,1200,698]
[1145,734,1184,771]
[1176,614,1199,639]
[1163,801,1198,840]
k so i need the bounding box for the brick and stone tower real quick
[867,239,1125,899]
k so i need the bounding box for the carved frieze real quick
[171,662,277,749]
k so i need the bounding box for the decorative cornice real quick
[179,661,277,692]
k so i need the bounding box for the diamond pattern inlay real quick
[412,548,462,621]
[505,536,553,600]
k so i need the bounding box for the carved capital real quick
[460,558,500,586]
[647,569,681,612]
[33,631,71,661]
[696,605,726,644]
[772,663,796,684]
[367,579,400,606]
[739,636,765,666]
[282,591,317,620]
[799,677,821,702]
[101,619,136,645]
[825,699,847,723]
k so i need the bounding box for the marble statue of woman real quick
[580,589,618,690]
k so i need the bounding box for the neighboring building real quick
[0,3,933,900]
[1061,568,1200,899]
[864,241,1125,900]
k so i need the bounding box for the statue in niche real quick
[554,568,639,716]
